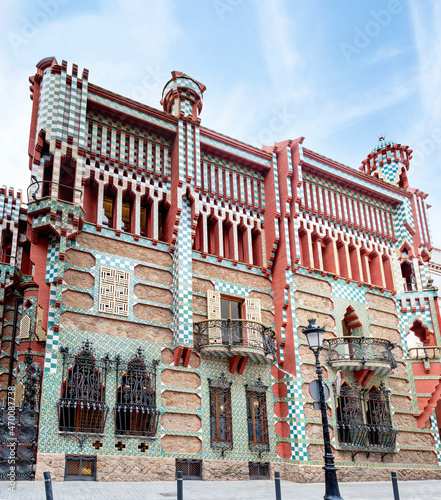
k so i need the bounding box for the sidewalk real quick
[1,479,440,500]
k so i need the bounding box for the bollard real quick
[391,471,400,500]
[43,471,53,500]
[275,471,282,500]
[177,470,183,500]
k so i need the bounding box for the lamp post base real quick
[324,466,344,500]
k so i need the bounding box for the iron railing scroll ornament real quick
[194,319,277,358]
[326,336,397,370]
[245,377,270,456]
[0,351,42,480]
[114,347,160,438]
[335,382,397,461]
[208,373,233,456]
[57,341,112,449]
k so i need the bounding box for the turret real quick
[161,71,206,118]
[360,137,412,188]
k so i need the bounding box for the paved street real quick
[0,479,440,500]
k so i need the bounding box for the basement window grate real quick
[175,459,202,480]
[64,455,97,481]
[249,461,270,479]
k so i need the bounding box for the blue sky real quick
[1,0,441,244]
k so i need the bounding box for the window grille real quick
[58,341,110,435]
[114,348,160,438]
[245,378,269,454]
[335,382,396,460]
[249,462,270,479]
[175,459,202,480]
[64,455,97,481]
[208,373,233,454]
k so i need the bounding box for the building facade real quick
[1,57,441,482]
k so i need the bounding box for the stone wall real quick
[35,453,441,482]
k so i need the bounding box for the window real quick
[58,341,109,435]
[58,155,76,203]
[221,297,243,345]
[121,190,135,233]
[140,195,153,238]
[208,373,233,453]
[400,249,416,291]
[335,382,396,455]
[64,455,97,481]
[115,349,159,438]
[158,199,169,242]
[249,462,270,480]
[102,184,117,229]
[1,229,13,264]
[175,459,202,480]
[245,378,269,453]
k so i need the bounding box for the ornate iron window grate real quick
[249,462,270,479]
[57,341,110,436]
[114,348,160,438]
[175,459,202,480]
[246,378,269,455]
[335,382,397,461]
[64,455,97,481]
[208,373,233,455]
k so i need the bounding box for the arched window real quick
[1,229,13,264]
[207,214,219,256]
[115,349,159,438]
[21,241,32,275]
[251,226,263,268]
[245,378,269,452]
[140,195,153,238]
[208,373,233,452]
[368,251,382,287]
[336,383,364,446]
[193,214,204,252]
[237,222,248,264]
[58,155,76,203]
[83,179,98,224]
[298,227,310,268]
[121,189,135,233]
[349,244,360,281]
[42,154,53,198]
[157,199,169,242]
[102,184,117,229]
[401,250,416,291]
[337,239,349,278]
[223,218,233,260]
[58,342,109,434]
[365,385,395,449]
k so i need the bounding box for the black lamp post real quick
[303,318,344,500]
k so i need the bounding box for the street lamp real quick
[303,318,344,500]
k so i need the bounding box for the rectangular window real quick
[249,462,270,480]
[246,379,269,453]
[65,455,97,481]
[175,459,202,480]
[121,200,131,233]
[209,373,233,453]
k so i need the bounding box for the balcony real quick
[194,319,277,363]
[326,336,397,374]
[408,345,440,360]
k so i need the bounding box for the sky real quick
[1,0,441,244]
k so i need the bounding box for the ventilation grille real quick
[65,455,97,481]
[175,459,202,480]
[249,462,270,479]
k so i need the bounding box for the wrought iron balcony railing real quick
[337,422,397,459]
[194,319,277,361]
[326,336,397,371]
[27,177,82,204]
[114,403,160,438]
[58,399,109,435]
